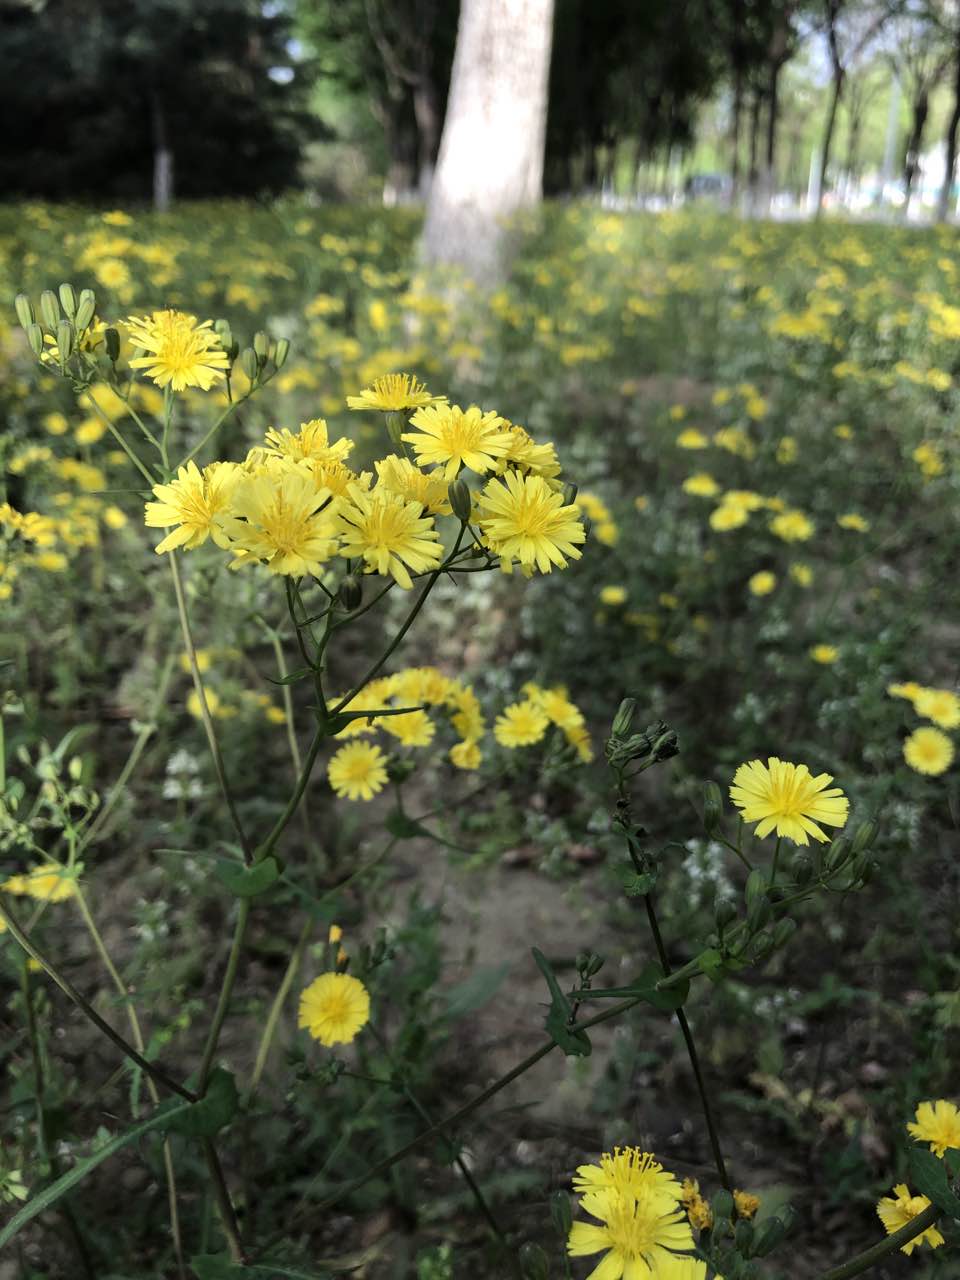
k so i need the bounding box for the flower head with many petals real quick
[127,310,230,391]
[327,740,389,801]
[568,1187,696,1280]
[876,1185,945,1255]
[144,461,240,554]
[298,973,370,1046]
[223,468,338,576]
[336,483,442,589]
[903,727,954,776]
[908,1100,960,1157]
[729,757,849,845]
[346,373,446,412]
[476,471,585,574]
[403,403,513,479]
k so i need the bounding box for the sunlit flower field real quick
[2,201,958,1277]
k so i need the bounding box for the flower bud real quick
[385,410,405,444]
[703,780,723,834]
[104,327,121,362]
[273,337,290,369]
[611,697,637,738]
[518,1242,549,1280]
[753,1216,786,1257]
[214,318,233,349]
[56,320,74,364]
[563,481,579,506]
[744,869,767,910]
[39,289,60,330]
[790,851,813,885]
[253,330,269,358]
[851,819,878,855]
[772,918,796,950]
[550,1189,573,1236]
[851,854,874,886]
[711,1189,734,1222]
[338,575,362,611]
[734,1217,754,1254]
[74,289,96,331]
[778,1204,800,1235]
[747,896,772,933]
[448,478,472,523]
[14,293,34,329]
[27,323,44,357]
[58,283,77,317]
[825,833,852,872]
[750,929,774,962]
[239,348,259,381]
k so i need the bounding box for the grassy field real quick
[1,201,958,1279]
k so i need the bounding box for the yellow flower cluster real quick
[143,377,585,585]
[493,683,592,760]
[888,681,957,776]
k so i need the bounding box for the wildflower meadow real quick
[1,194,959,1280]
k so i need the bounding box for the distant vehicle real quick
[684,173,732,202]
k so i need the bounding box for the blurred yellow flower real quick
[298,972,370,1046]
[903,727,954,776]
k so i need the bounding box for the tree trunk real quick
[813,71,843,219]
[729,64,743,209]
[762,57,782,215]
[937,29,960,222]
[746,84,762,215]
[421,0,556,282]
[151,91,173,212]
[902,88,929,219]
[845,110,862,203]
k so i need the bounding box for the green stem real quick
[167,550,253,862]
[644,893,731,1192]
[771,835,783,884]
[819,1204,941,1280]
[177,396,249,469]
[248,916,313,1097]
[255,725,326,863]
[203,1139,246,1264]
[86,398,159,486]
[197,899,250,1093]
[0,898,194,1101]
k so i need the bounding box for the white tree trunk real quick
[421,0,555,282]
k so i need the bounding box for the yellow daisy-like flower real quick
[381,708,435,748]
[144,461,240,555]
[770,510,815,542]
[789,562,813,587]
[224,469,339,576]
[729,757,849,845]
[298,972,370,1046]
[676,428,708,449]
[403,403,513,479]
[710,503,749,532]
[913,687,960,729]
[327,740,389,801]
[450,739,482,770]
[876,1184,944,1255]
[573,1149,683,1204]
[496,424,561,478]
[601,586,628,606]
[346,373,446,412]
[261,419,354,466]
[655,1259,707,1280]
[494,701,549,748]
[837,513,870,532]
[748,571,776,597]
[374,455,452,515]
[127,310,230,392]
[568,1188,696,1280]
[476,471,585,574]
[887,681,923,702]
[337,482,442,589]
[682,473,720,497]
[810,644,839,664]
[3,864,76,902]
[907,1100,960,1157]
[734,1190,760,1219]
[903,727,954,776]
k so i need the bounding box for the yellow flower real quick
[327,740,389,801]
[903,727,954,776]
[655,1259,707,1280]
[224,468,339,576]
[887,681,923,702]
[298,972,370,1046]
[770,510,814,542]
[574,1149,683,1203]
[680,1176,713,1231]
[3,864,76,902]
[34,551,68,572]
[336,483,442,590]
[346,373,446,412]
[127,310,230,392]
[710,503,749,532]
[876,1184,944,1255]
[834,424,854,440]
[837,513,870,532]
[734,1190,760,1219]
[450,739,482,770]
[381,709,435,748]
[789,562,813,587]
[568,1187,695,1279]
[600,586,627,606]
[403,403,513,479]
[476,471,585,574]
[748,571,776,597]
[913,688,960,729]
[730,757,849,845]
[144,461,240,555]
[374,455,452,515]
[496,424,561,479]
[261,419,353,465]
[907,1100,960,1157]
[810,644,839,664]
[102,505,127,530]
[494,701,549,747]
[683,473,719,497]
[676,428,708,449]
[43,412,69,436]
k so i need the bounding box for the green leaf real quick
[908,1147,960,1220]
[579,965,688,1011]
[533,948,591,1057]
[621,869,658,896]
[436,963,509,1022]
[266,666,314,686]
[215,857,281,898]
[191,1256,333,1279]
[0,1096,194,1249]
[166,1069,239,1139]
[384,811,430,840]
